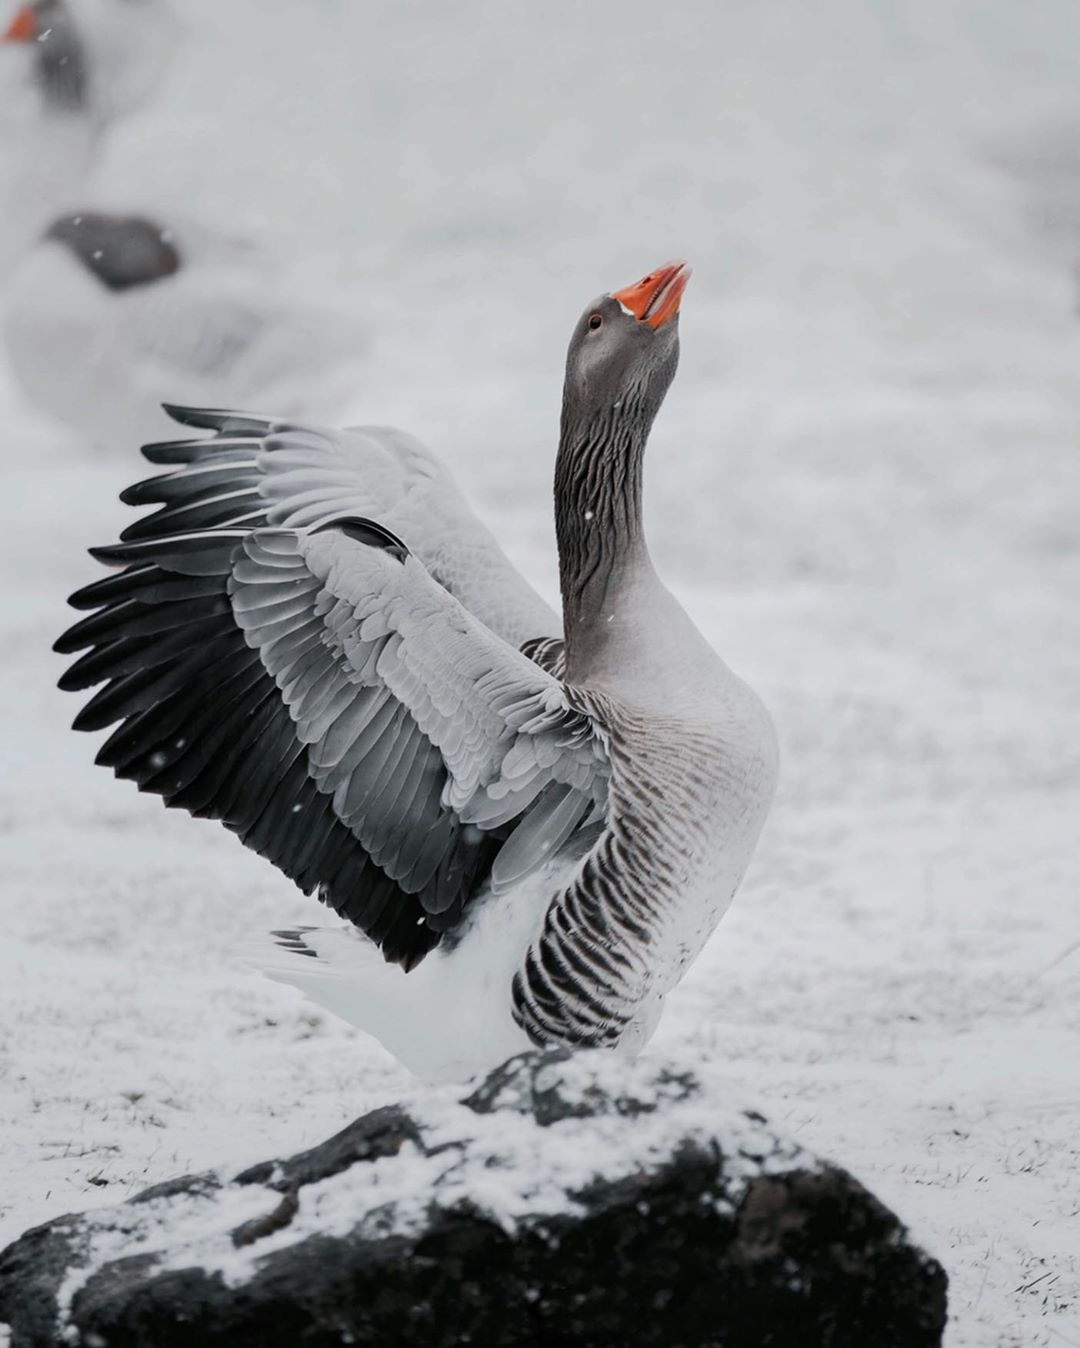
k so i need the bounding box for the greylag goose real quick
[2,0,177,125]
[0,0,178,275]
[55,261,779,1082]
[2,209,368,446]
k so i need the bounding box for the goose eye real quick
[588,313,602,331]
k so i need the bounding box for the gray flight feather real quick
[230,524,609,901]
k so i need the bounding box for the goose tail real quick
[239,925,409,1037]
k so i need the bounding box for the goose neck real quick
[554,406,652,678]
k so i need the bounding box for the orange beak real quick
[610,260,691,329]
[2,4,37,41]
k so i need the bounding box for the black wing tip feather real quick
[129,440,193,470]
[312,515,410,562]
[54,615,99,656]
[87,530,248,566]
[50,425,471,974]
[141,437,208,465]
[87,542,129,566]
[161,403,272,431]
[119,478,150,505]
[138,405,277,463]
[271,929,321,959]
[161,402,212,426]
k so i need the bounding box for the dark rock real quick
[463,1045,701,1124]
[0,1050,948,1348]
[230,1183,299,1248]
[231,1102,424,1192]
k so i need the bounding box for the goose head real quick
[3,0,87,113]
[554,262,692,668]
[561,260,690,440]
[2,0,178,122]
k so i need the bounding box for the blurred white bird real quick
[2,210,368,447]
[0,0,179,272]
[2,0,178,124]
[0,2,367,444]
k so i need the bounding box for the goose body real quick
[56,263,778,1081]
[3,210,368,446]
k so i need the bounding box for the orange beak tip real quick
[610,260,691,329]
[2,5,37,42]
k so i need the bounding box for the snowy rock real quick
[0,1051,947,1347]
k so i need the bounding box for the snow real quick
[46,1053,813,1326]
[1,2,1078,1345]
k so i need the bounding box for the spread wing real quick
[55,409,603,970]
[120,404,560,646]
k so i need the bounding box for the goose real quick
[54,261,779,1082]
[1,0,178,126]
[0,0,178,274]
[1,5,362,441]
[2,209,369,446]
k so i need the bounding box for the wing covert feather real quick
[230,524,608,895]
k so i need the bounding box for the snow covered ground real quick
[1,2,1078,1343]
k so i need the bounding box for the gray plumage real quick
[233,520,607,895]
[20,0,175,122]
[56,409,578,969]
[31,0,89,112]
[55,262,779,1074]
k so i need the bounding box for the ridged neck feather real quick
[554,389,653,678]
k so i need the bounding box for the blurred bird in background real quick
[0,0,367,448]
[0,0,177,272]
